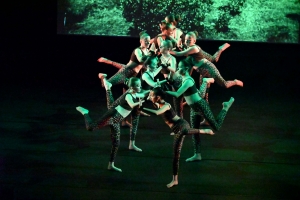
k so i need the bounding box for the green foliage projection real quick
[119,0,213,38]
[61,0,300,43]
[64,0,132,36]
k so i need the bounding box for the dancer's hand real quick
[138,98,145,107]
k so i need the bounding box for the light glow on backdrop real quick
[57,0,300,43]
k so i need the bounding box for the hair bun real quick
[139,30,147,36]
[193,31,199,37]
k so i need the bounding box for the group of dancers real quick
[76,14,243,188]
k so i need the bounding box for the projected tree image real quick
[57,0,300,43]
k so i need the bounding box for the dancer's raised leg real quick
[97,57,125,69]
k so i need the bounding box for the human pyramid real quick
[76,14,243,188]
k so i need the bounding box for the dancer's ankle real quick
[222,97,235,111]
[167,175,178,188]
[186,153,202,162]
[108,162,122,172]
[129,140,142,152]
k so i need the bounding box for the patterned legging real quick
[130,107,140,141]
[171,76,184,118]
[194,59,238,88]
[108,90,140,141]
[82,110,124,162]
[187,79,210,154]
[201,48,223,63]
[108,67,138,86]
[81,90,127,162]
[191,99,227,130]
[170,118,204,175]
[189,98,227,154]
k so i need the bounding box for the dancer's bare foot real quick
[186,153,202,162]
[199,129,214,135]
[234,79,243,87]
[76,106,89,115]
[129,140,142,152]
[98,73,112,90]
[108,162,122,172]
[219,43,230,51]
[97,57,108,63]
[222,97,235,111]
[167,180,178,188]
[203,78,215,84]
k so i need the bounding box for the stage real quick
[0,34,299,199]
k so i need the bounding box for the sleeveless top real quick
[182,77,198,97]
[141,71,154,90]
[188,45,204,62]
[130,47,146,64]
[158,103,177,124]
[160,55,172,75]
[119,93,139,111]
[153,35,177,49]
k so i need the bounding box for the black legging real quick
[170,118,204,175]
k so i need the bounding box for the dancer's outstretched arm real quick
[136,90,150,99]
[125,94,145,108]
[170,46,198,57]
[142,72,167,88]
[134,48,145,63]
[166,78,193,98]
[153,66,163,77]
[143,103,170,115]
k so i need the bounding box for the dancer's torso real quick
[182,77,201,105]
[141,71,155,90]
[115,93,138,118]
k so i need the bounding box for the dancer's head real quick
[160,22,175,36]
[159,20,167,32]
[128,77,142,93]
[177,58,192,76]
[148,87,166,103]
[143,55,158,72]
[159,40,173,54]
[139,31,151,48]
[185,31,198,47]
[165,14,181,27]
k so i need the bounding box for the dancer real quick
[170,31,243,88]
[165,14,185,50]
[165,59,235,161]
[141,55,167,90]
[141,86,214,188]
[76,77,149,172]
[158,40,185,118]
[97,31,151,86]
[149,21,178,54]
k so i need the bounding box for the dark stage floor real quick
[0,72,299,200]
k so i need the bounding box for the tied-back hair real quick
[162,40,173,49]
[165,14,182,26]
[161,22,174,31]
[152,86,166,99]
[128,77,140,87]
[187,31,199,40]
[143,55,158,68]
[139,30,150,39]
